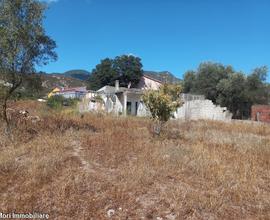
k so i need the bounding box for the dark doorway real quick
[127,102,132,115]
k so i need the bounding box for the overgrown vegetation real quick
[143,84,182,134]
[13,74,43,99]
[182,62,269,119]
[47,95,79,109]
[0,100,269,219]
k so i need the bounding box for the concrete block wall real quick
[175,99,232,121]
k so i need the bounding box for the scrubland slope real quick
[0,101,269,219]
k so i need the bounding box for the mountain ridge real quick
[46,69,181,84]
[39,69,181,93]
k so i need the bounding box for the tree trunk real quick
[2,97,10,129]
[1,77,22,134]
[152,120,165,136]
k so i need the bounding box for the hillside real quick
[144,71,181,84]
[62,69,90,81]
[37,70,181,95]
[39,73,86,93]
[50,69,181,84]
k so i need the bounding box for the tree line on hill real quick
[182,62,270,119]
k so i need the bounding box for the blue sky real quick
[40,0,270,80]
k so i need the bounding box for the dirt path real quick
[70,134,116,179]
[71,139,94,172]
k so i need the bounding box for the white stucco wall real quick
[137,102,151,117]
[78,95,105,113]
[112,95,123,114]
[137,76,162,90]
[126,93,142,115]
[85,91,97,99]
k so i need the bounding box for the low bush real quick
[47,95,79,109]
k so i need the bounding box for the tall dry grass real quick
[0,100,269,219]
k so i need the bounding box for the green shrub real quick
[47,95,65,109]
[143,84,183,135]
[47,96,79,109]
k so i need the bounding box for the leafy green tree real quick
[88,55,143,90]
[182,62,269,119]
[246,66,269,105]
[24,74,43,97]
[217,72,248,119]
[216,67,269,119]
[113,55,143,87]
[88,58,116,90]
[193,62,233,103]
[0,0,57,129]
[143,84,182,135]
[13,73,43,99]
[183,70,196,93]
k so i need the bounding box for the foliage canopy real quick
[0,0,57,128]
[182,62,269,119]
[143,84,182,123]
[88,55,143,90]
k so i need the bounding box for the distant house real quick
[48,87,61,98]
[251,105,270,123]
[80,76,233,121]
[136,74,163,90]
[96,81,145,116]
[48,87,87,99]
[81,75,163,116]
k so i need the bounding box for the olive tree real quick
[0,0,57,130]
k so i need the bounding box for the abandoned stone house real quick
[80,75,161,116]
[97,81,143,115]
[79,75,232,121]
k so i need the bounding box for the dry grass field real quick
[0,101,270,219]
